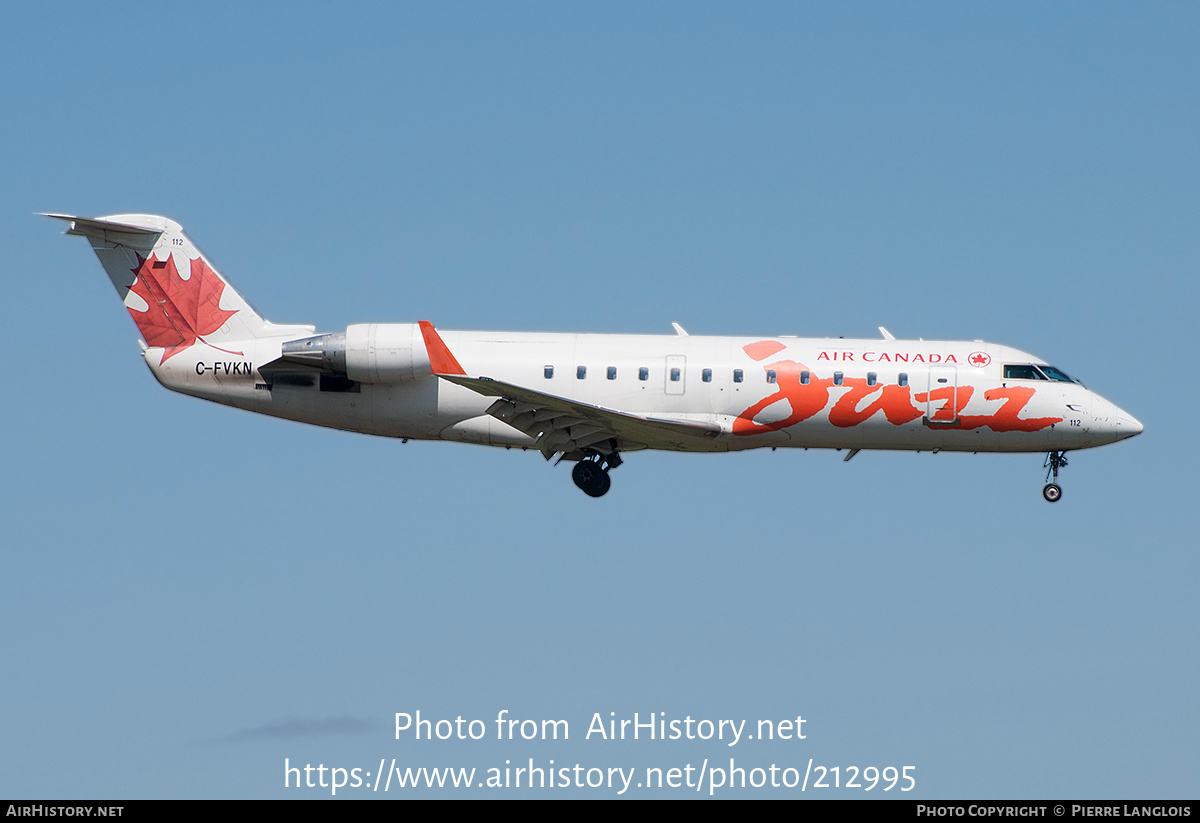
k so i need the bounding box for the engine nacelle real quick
[280,323,432,383]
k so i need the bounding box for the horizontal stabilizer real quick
[44,213,165,242]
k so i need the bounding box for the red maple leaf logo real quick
[969,351,991,367]
[127,254,238,364]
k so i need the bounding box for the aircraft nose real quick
[1115,407,1143,439]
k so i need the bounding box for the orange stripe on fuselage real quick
[734,353,1062,435]
[418,321,467,375]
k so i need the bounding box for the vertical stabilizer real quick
[47,213,297,363]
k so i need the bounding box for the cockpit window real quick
[1004,364,1080,384]
[1039,365,1076,383]
[1004,364,1048,380]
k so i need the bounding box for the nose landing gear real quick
[1043,451,1068,503]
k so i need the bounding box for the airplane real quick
[48,213,1143,502]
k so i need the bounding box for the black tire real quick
[1042,483,1062,503]
[572,461,610,497]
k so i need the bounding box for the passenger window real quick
[544,366,554,379]
[834,371,843,386]
[670,367,681,382]
[577,365,587,379]
[639,367,649,381]
[867,372,877,386]
[899,372,908,387]
[702,368,712,382]
[800,370,810,385]
[607,366,617,380]
[733,369,743,383]
[766,370,777,384]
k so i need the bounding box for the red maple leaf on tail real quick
[127,254,239,364]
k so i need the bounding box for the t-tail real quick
[45,213,311,363]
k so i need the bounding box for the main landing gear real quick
[1043,450,1068,503]
[571,449,621,497]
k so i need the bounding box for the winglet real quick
[418,321,467,375]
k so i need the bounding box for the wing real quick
[437,374,723,459]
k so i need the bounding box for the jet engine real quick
[279,323,432,383]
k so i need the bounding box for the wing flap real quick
[441,374,722,457]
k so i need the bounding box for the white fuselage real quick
[143,329,1141,455]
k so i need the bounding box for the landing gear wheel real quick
[572,461,611,497]
[1043,451,1069,503]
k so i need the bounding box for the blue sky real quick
[2,2,1196,798]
